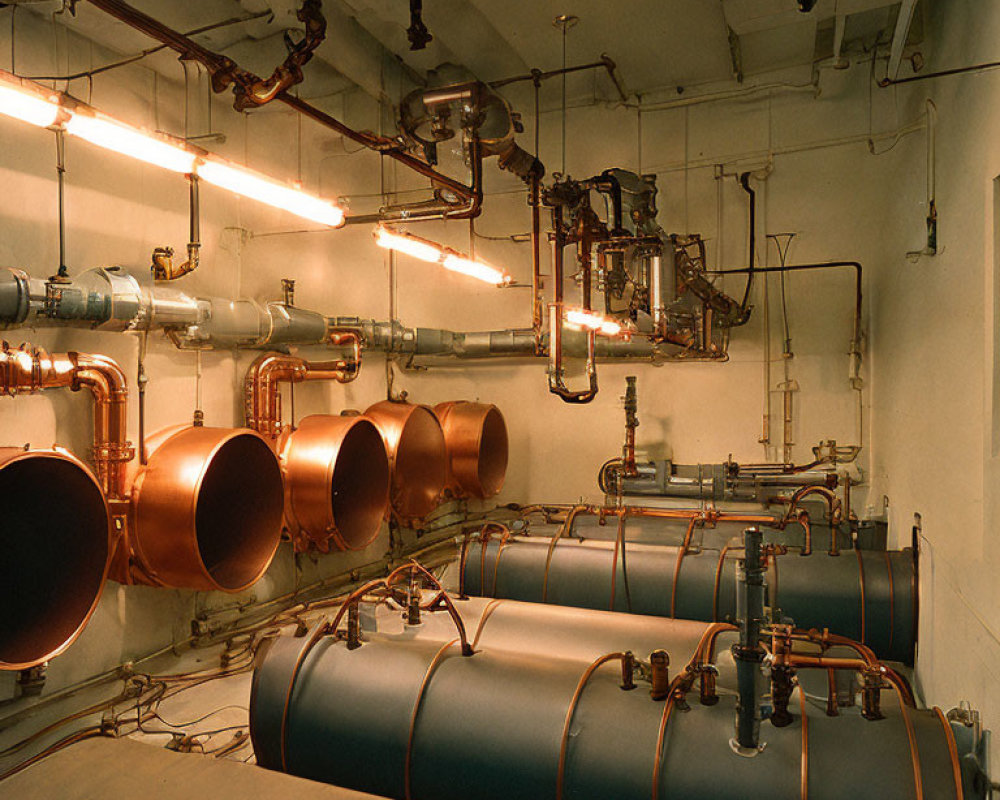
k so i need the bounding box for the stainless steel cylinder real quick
[0,448,110,669]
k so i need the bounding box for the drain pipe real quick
[730,525,766,756]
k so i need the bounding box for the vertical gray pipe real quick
[732,526,765,753]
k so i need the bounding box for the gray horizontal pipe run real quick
[0,267,680,358]
[251,632,967,800]
[462,537,916,664]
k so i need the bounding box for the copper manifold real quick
[245,340,391,552]
[0,447,111,669]
[434,401,508,499]
[114,425,284,592]
[365,400,448,523]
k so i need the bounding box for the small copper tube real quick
[365,400,448,523]
[433,401,508,499]
[245,334,389,552]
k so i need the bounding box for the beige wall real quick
[1,1,995,762]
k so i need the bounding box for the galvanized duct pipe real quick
[365,401,448,524]
[250,631,968,799]
[0,448,111,670]
[433,401,508,500]
[244,342,392,553]
[461,536,916,664]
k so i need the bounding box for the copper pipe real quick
[404,639,459,800]
[245,331,361,439]
[0,343,133,506]
[556,653,631,800]
[933,706,965,800]
[799,682,810,800]
[530,175,544,355]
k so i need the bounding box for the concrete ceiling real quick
[24,0,912,102]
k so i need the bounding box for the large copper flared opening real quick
[0,451,109,669]
[132,427,284,592]
[365,401,447,521]
[435,401,509,499]
[282,415,390,551]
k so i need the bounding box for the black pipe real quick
[879,59,1000,87]
[738,172,755,313]
[732,526,765,752]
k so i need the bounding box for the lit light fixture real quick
[197,160,345,228]
[66,110,196,173]
[441,254,509,285]
[564,306,625,337]
[374,225,442,263]
[0,67,346,229]
[374,225,511,286]
[0,74,60,127]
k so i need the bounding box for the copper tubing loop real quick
[433,401,508,499]
[0,447,111,669]
[366,400,447,523]
[245,335,390,552]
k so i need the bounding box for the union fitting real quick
[649,649,670,700]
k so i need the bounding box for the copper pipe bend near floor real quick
[434,401,508,500]
[365,401,447,524]
[279,414,390,552]
[114,425,284,592]
[0,447,111,669]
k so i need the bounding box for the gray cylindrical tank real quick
[461,537,916,664]
[250,633,964,800]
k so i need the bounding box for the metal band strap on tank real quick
[457,532,472,597]
[610,510,624,611]
[855,548,867,644]
[471,599,506,650]
[896,685,924,800]
[404,638,459,800]
[933,706,965,799]
[491,531,512,596]
[555,652,631,800]
[799,681,809,800]
[884,551,896,656]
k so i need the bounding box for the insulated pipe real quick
[462,536,916,664]
[250,632,968,800]
[433,401,508,499]
[114,425,284,591]
[365,401,447,523]
[0,448,111,670]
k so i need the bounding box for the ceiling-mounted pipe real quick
[81,0,484,221]
[0,447,111,670]
[244,337,392,553]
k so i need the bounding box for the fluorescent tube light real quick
[197,160,345,227]
[374,226,442,263]
[565,307,623,337]
[0,80,60,127]
[441,254,510,286]
[66,111,197,173]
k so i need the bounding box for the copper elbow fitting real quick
[365,400,447,523]
[280,414,390,552]
[0,448,111,669]
[115,425,284,592]
[433,401,508,499]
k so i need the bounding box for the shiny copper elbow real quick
[280,415,390,552]
[434,401,508,499]
[365,400,447,523]
[0,448,110,670]
[117,426,284,592]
